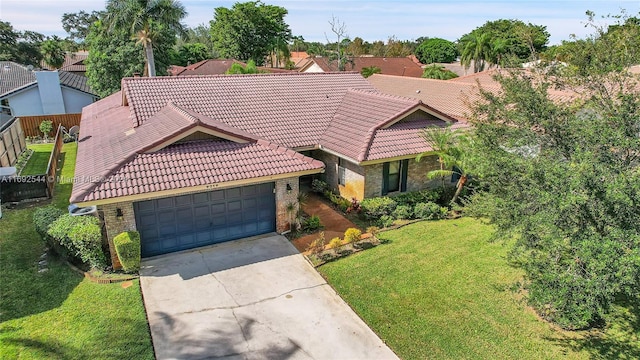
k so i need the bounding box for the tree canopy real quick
[0,21,45,66]
[467,12,640,330]
[421,64,458,80]
[210,1,291,66]
[459,19,549,72]
[415,38,458,64]
[61,10,102,46]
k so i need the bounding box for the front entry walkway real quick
[292,193,357,253]
[140,234,398,360]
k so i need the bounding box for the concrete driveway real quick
[140,234,398,360]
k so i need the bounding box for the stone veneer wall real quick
[99,177,299,268]
[99,201,136,268]
[274,177,299,232]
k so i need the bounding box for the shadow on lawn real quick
[544,297,640,359]
[0,209,83,323]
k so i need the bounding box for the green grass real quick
[319,218,640,360]
[21,144,54,175]
[0,142,154,359]
[52,142,77,209]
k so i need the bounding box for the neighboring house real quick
[0,61,98,117]
[71,72,460,260]
[41,51,89,75]
[169,59,296,76]
[299,56,425,77]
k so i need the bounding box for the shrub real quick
[303,215,322,232]
[39,120,53,140]
[113,231,141,273]
[378,215,395,228]
[392,205,413,220]
[344,228,362,243]
[366,226,380,238]
[48,214,106,268]
[414,202,448,220]
[394,189,440,208]
[346,197,361,213]
[307,232,325,254]
[328,237,343,249]
[324,190,350,212]
[312,179,328,193]
[360,197,397,220]
[33,206,65,240]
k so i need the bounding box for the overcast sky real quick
[1,0,638,45]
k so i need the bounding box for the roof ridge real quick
[166,101,199,124]
[346,88,421,104]
[121,71,364,82]
[256,139,324,167]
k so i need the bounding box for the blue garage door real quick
[135,183,276,257]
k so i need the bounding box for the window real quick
[338,158,346,185]
[382,159,409,195]
[387,161,401,192]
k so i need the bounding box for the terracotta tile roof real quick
[367,74,480,121]
[367,116,468,161]
[170,59,245,76]
[121,72,376,148]
[59,52,88,73]
[71,93,323,203]
[319,89,457,162]
[302,57,425,77]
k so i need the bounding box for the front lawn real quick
[0,142,154,359]
[319,218,639,359]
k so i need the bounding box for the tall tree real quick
[85,18,174,97]
[171,43,209,66]
[459,19,549,72]
[61,10,102,46]
[0,21,44,66]
[467,11,640,330]
[326,15,348,70]
[210,1,291,66]
[104,0,187,77]
[40,36,67,69]
[415,38,458,64]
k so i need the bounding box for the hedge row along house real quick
[70,72,470,262]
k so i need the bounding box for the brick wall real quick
[99,201,136,269]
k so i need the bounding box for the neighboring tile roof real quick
[71,93,323,203]
[0,61,96,97]
[367,74,481,121]
[169,59,245,76]
[301,57,425,77]
[121,72,376,148]
[0,62,36,97]
[60,52,88,73]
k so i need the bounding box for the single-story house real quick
[0,61,98,117]
[71,72,464,260]
[299,56,425,77]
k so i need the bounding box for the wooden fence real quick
[19,113,81,138]
[45,125,65,198]
[0,117,27,167]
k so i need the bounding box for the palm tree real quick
[421,64,458,80]
[416,125,472,204]
[105,0,187,77]
[459,32,492,73]
[360,66,381,78]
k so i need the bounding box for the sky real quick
[1,0,638,45]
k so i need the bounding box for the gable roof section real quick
[121,72,376,148]
[301,57,425,77]
[171,59,245,76]
[71,92,324,204]
[58,71,96,95]
[319,89,456,162]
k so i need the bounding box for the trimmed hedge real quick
[48,214,106,268]
[33,206,65,246]
[392,205,413,220]
[113,231,141,273]
[414,202,448,220]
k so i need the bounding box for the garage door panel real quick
[135,183,276,257]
